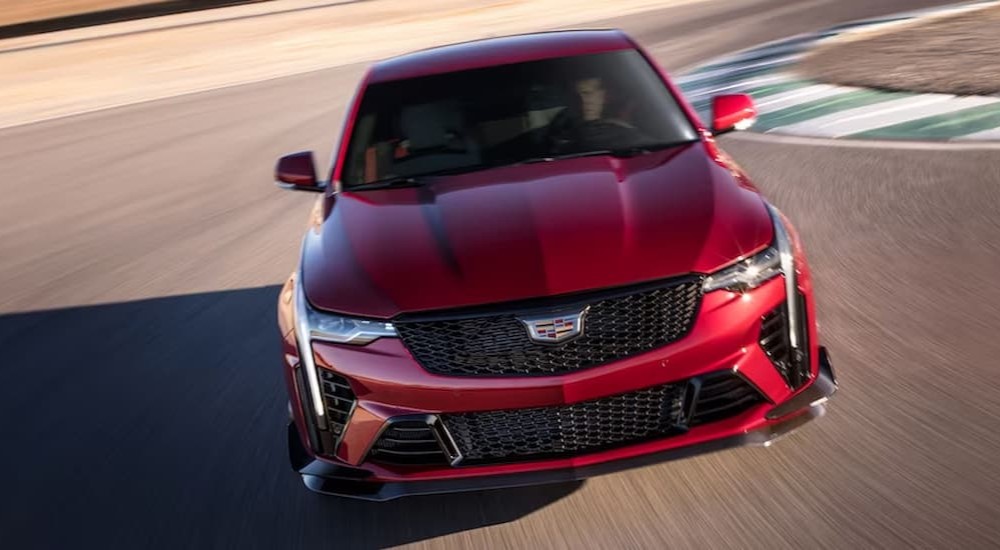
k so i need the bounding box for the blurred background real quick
[1,0,999,548]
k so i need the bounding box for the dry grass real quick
[796,6,1000,96]
[1,1,153,27]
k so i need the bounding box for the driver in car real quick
[575,77,633,128]
[547,75,646,150]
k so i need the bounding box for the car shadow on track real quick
[0,286,580,549]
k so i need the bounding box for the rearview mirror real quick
[711,94,757,135]
[275,151,324,192]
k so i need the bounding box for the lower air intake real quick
[690,373,765,426]
[370,420,449,465]
[371,373,765,467]
[759,294,811,389]
[444,383,687,463]
[319,370,355,441]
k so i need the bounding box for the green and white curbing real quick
[677,1,1000,141]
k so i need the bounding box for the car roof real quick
[368,29,635,83]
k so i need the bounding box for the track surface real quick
[2,0,999,548]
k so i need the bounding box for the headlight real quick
[302,302,397,345]
[702,245,782,293]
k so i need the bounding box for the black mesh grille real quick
[759,294,810,389]
[368,372,765,466]
[394,277,703,376]
[319,370,355,440]
[443,383,687,463]
[370,420,448,465]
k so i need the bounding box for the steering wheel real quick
[576,118,642,145]
[543,111,642,153]
[580,118,634,130]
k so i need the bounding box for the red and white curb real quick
[677,1,1000,141]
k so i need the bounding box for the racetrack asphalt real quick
[2,0,999,548]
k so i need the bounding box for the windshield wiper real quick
[519,140,698,164]
[348,140,699,189]
[354,164,491,190]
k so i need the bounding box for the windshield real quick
[341,49,699,188]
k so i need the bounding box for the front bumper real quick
[291,347,837,501]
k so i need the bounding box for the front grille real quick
[319,369,355,440]
[394,277,703,376]
[759,294,810,389]
[370,420,448,465]
[436,372,763,465]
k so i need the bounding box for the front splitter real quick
[294,347,837,501]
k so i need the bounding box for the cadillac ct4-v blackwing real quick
[274,30,837,501]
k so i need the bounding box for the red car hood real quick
[302,143,773,318]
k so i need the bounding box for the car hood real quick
[302,143,774,318]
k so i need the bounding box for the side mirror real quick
[275,151,324,192]
[711,94,757,135]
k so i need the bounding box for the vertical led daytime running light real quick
[294,269,328,428]
[767,204,800,352]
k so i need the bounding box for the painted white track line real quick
[681,74,793,102]
[754,84,859,114]
[837,1,1000,38]
[954,127,1000,140]
[728,130,1000,150]
[675,54,802,87]
[699,42,809,69]
[774,95,1000,137]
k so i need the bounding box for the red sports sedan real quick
[274,29,836,501]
